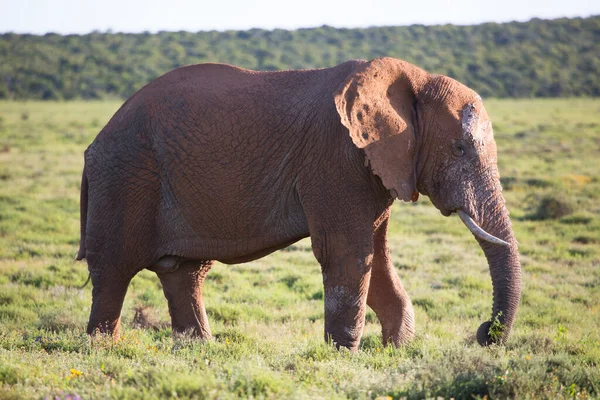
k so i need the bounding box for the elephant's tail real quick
[76,165,88,261]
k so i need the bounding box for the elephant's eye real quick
[452,142,466,157]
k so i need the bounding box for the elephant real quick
[76,57,521,350]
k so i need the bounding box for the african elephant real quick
[77,57,521,350]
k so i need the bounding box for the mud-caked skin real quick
[78,57,521,350]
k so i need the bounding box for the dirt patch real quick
[132,305,164,330]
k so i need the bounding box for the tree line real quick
[1,15,598,100]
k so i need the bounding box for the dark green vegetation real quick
[2,15,599,101]
[0,99,598,398]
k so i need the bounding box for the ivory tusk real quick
[457,210,510,247]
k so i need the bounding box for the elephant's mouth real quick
[440,208,453,217]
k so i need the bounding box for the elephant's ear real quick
[334,58,428,202]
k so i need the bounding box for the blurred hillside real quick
[1,15,598,100]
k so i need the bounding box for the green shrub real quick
[527,194,574,220]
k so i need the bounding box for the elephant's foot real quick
[87,317,122,338]
[87,271,133,339]
[156,259,213,340]
[380,301,415,346]
[321,260,371,352]
[368,282,415,346]
[323,287,367,351]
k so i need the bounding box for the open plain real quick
[0,99,598,399]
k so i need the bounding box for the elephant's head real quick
[334,57,521,345]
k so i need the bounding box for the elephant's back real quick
[95,60,363,144]
[140,63,262,97]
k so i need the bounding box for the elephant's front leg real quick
[313,232,373,351]
[367,215,415,346]
[155,259,213,339]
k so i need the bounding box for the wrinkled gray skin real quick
[78,57,521,350]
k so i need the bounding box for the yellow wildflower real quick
[66,368,83,380]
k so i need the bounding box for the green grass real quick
[0,99,599,399]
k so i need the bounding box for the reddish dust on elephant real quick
[77,57,521,350]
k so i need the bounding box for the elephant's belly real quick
[156,199,310,264]
[161,232,309,264]
[216,234,309,264]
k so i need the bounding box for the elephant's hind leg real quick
[367,217,415,346]
[87,268,135,338]
[154,258,213,339]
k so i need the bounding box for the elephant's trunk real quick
[470,196,522,346]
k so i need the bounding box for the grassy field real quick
[0,99,598,399]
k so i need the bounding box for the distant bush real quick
[527,194,574,220]
[1,16,599,100]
